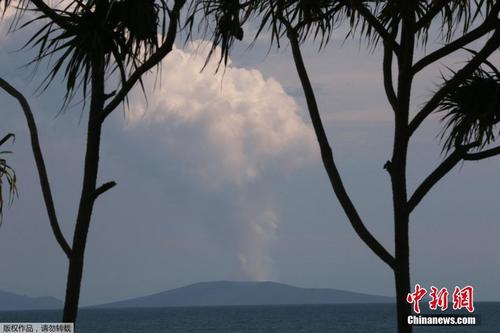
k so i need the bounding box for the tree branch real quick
[463,146,500,160]
[383,21,399,112]
[408,149,464,213]
[0,77,72,258]
[100,0,186,121]
[412,15,499,75]
[409,142,500,212]
[93,181,117,200]
[0,133,14,146]
[409,30,500,136]
[286,28,395,269]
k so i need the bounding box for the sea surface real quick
[1,303,499,333]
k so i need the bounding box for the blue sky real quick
[0,11,499,305]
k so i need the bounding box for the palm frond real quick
[186,0,249,69]
[187,0,358,68]
[1,0,10,15]
[20,0,169,108]
[414,0,498,44]
[437,64,500,153]
[0,134,17,225]
[0,0,16,16]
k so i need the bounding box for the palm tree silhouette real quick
[191,1,500,332]
[1,0,186,322]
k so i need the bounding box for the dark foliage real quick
[188,0,498,67]
[17,0,168,107]
[186,0,248,69]
[438,64,500,152]
[0,134,17,224]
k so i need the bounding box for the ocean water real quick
[1,303,499,333]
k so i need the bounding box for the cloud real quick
[126,41,316,186]
[123,41,316,280]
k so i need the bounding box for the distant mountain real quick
[95,281,393,308]
[0,290,62,311]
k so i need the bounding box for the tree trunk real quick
[391,133,411,333]
[394,214,412,333]
[391,154,412,333]
[392,7,415,332]
[395,264,412,333]
[62,53,105,323]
